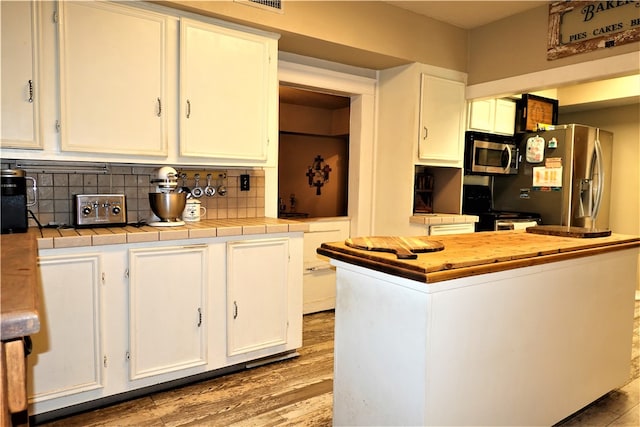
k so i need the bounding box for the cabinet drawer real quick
[429,223,475,235]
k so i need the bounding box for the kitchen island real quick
[318,230,640,426]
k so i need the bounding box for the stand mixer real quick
[148,167,187,227]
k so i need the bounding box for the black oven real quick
[463,185,541,232]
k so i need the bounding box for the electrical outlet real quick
[240,174,250,191]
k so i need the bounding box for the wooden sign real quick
[547,1,640,60]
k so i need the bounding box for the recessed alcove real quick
[278,86,350,218]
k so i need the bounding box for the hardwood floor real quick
[38,301,639,426]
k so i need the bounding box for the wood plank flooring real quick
[37,301,639,426]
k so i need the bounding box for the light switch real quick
[240,175,250,191]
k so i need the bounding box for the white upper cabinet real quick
[179,18,278,164]
[493,99,516,135]
[418,74,466,166]
[467,99,495,133]
[467,98,516,136]
[1,0,42,149]
[57,1,168,156]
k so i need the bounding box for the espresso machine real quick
[1,169,36,234]
[148,167,187,227]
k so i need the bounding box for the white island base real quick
[331,248,638,426]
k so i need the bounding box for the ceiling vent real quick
[234,0,283,13]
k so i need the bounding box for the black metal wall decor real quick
[306,155,332,195]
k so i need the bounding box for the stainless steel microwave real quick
[464,131,519,175]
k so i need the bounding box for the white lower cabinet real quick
[127,245,208,381]
[302,219,350,314]
[31,233,303,418]
[226,238,290,359]
[29,252,105,413]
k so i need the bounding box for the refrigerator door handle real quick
[579,179,593,218]
[591,138,604,221]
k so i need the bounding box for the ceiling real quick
[386,1,548,29]
[279,1,553,109]
[279,1,637,112]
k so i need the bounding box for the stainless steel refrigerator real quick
[493,124,613,229]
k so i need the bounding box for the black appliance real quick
[1,169,36,234]
[463,184,541,232]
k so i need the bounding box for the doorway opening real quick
[278,85,350,219]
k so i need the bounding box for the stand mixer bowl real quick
[149,192,186,222]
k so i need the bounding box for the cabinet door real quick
[418,74,465,164]
[1,0,41,149]
[303,220,350,314]
[227,238,289,356]
[467,99,495,133]
[180,18,276,163]
[58,1,167,156]
[29,254,103,403]
[128,245,207,380]
[493,99,516,135]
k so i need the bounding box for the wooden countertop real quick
[318,230,640,284]
[1,233,40,340]
[32,217,309,250]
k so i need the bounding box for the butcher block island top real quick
[318,230,640,284]
[31,217,309,249]
[1,233,40,340]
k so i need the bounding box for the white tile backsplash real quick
[2,160,264,227]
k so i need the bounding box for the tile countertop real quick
[32,218,310,250]
[409,214,479,225]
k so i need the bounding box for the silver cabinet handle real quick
[305,264,332,272]
[233,301,238,319]
[156,97,162,117]
[186,100,191,118]
[197,307,202,327]
[28,80,33,103]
